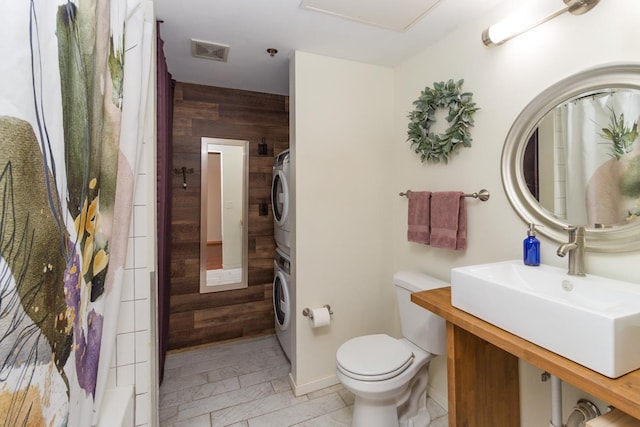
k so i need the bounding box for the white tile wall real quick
[122,269,136,302]
[106,135,156,426]
[105,3,157,426]
[118,301,136,334]
[553,108,568,219]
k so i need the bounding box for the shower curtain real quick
[0,0,152,425]
[156,21,174,385]
[556,91,640,226]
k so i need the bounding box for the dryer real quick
[271,149,290,255]
[273,247,292,361]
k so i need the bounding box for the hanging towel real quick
[430,192,467,250]
[407,191,431,244]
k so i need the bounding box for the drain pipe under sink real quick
[566,399,601,427]
[546,373,601,427]
[550,375,563,427]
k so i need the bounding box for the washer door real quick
[273,270,290,331]
[271,170,289,226]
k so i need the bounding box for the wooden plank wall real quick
[169,82,289,350]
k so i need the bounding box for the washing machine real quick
[271,149,290,255]
[273,247,292,361]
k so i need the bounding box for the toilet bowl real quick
[335,271,447,427]
[337,335,435,427]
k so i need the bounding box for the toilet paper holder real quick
[302,305,333,319]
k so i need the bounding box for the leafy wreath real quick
[407,79,479,164]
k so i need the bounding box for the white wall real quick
[292,0,640,424]
[393,0,640,282]
[206,153,222,242]
[391,0,640,425]
[290,51,395,393]
[219,145,244,268]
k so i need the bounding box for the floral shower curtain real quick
[0,0,152,425]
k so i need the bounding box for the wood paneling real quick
[169,82,289,350]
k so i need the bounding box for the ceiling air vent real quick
[191,39,229,62]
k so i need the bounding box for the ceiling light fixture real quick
[482,0,599,47]
[266,48,278,57]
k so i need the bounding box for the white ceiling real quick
[155,0,506,96]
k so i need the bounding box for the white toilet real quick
[336,271,447,427]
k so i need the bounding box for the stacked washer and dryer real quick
[271,149,293,360]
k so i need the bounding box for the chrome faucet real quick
[556,226,586,276]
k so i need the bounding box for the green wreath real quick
[407,79,479,164]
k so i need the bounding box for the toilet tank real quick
[393,271,447,355]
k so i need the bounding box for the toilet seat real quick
[336,334,414,381]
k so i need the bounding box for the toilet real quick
[336,271,447,427]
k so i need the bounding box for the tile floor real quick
[206,268,242,286]
[160,335,448,427]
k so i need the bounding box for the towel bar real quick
[399,189,490,201]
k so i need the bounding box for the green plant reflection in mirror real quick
[523,89,640,228]
[501,63,640,252]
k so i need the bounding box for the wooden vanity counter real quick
[412,287,640,426]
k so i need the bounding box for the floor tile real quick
[161,371,208,395]
[427,397,448,420]
[239,364,292,388]
[207,353,287,383]
[291,405,353,426]
[163,413,211,427]
[177,382,274,421]
[270,376,292,393]
[247,393,345,427]
[159,335,448,427]
[210,390,307,426]
[430,415,449,427]
[161,376,240,407]
[159,405,178,424]
[337,388,355,407]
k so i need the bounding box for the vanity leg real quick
[447,322,520,427]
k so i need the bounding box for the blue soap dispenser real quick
[523,223,540,266]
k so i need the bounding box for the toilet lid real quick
[336,334,414,381]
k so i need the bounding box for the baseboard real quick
[289,372,340,397]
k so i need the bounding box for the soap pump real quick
[523,223,540,266]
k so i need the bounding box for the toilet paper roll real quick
[310,307,331,328]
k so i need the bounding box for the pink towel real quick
[430,192,467,250]
[407,191,431,244]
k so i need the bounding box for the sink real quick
[450,260,640,378]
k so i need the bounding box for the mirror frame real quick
[200,137,249,293]
[501,63,640,252]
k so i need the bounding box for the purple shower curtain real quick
[156,22,174,384]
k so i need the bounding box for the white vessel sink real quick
[450,260,640,378]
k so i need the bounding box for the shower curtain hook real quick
[174,166,194,190]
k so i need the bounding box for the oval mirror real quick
[502,63,640,252]
[200,137,249,293]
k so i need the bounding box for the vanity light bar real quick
[482,0,600,47]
